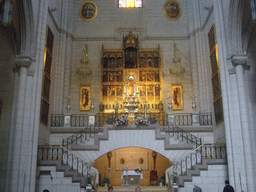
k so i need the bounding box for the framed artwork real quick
[212,72,221,100]
[103,85,108,97]
[103,71,108,82]
[79,1,98,22]
[214,97,223,124]
[163,0,182,21]
[89,115,95,125]
[140,86,146,96]
[80,85,90,111]
[172,84,183,110]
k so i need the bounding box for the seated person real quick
[108,186,113,192]
[135,187,141,192]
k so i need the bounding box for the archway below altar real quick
[93,147,172,187]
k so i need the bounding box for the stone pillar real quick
[231,53,254,192]
[10,56,31,192]
[192,0,210,113]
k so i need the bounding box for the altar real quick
[121,170,143,187]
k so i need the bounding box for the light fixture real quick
[0,0,13,26]
[76,44,92,78]
[169,43,185,76]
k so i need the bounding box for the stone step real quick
[97,186,168,192]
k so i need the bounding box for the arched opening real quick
[93,147,172,186]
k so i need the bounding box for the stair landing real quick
[97,186,168,192]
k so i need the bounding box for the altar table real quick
[121,170,143,187]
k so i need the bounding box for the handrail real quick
[62,125,103,148]
[38,145,93,178]
[164,121,202,148]
[167,144,226,179]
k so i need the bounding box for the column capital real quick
[231,53,247,66]
[14,55,33,68]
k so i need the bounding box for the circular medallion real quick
[163,0,182,21]
[79,1,98,21]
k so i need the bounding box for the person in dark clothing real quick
[223,180,234,192]
[193,184,202,192]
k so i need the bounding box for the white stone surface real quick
[178,165,228,192]
[36,166,81,192]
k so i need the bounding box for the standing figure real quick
[223,180,234,192]
[82,88,89,108]
[193,184,202,192]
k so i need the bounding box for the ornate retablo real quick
[101,32,162,114]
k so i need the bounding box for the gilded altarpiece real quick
[101,32,162,113]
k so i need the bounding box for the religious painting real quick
[154,57,159,68]
[103,85,108,97]
[118,59,124,68]
[155,71,160,82]
[210,49,218,75]
[140,86,146,96]
[103,58,108,68]
[208,25,216,52]
[116,86,123,96]
[172,84,183,110]
[109,72,116,82]
[110,85,116,96]
[125,49,137,68]
[139,71,146,82]
[109,58,116,68]
[116,71,123,82]
[79,1,98,21]
[212,72,221,100]
[163,0,182,21]
[147,85,154,96]
[103,71,108,82]
[80,85,90,111]
[147,72,153,81]
[214,97,223,124]
[139,58,147,68]
[155,85,160,96]
[147,58,153,68]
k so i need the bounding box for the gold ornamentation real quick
[123,31,139,49]
[120,157,125,164]
[139,157,144,164]
[79,1,98,21]
[163,0,182,21]
[80,85,91,111]
[172,84,183,110]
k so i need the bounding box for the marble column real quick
[10,56,31,192]
[231,53,254,192]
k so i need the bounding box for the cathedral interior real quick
[0,0,256,192]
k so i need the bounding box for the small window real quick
[119,0,142,8]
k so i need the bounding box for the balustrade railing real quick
[62,126,103,148]
[51,113,212,127]
[164,122,202,148]
[167,144,226,179]
[51,114,64,127]
[38,145,91,177]
[199,113,212,125]
[174,113,192,126]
